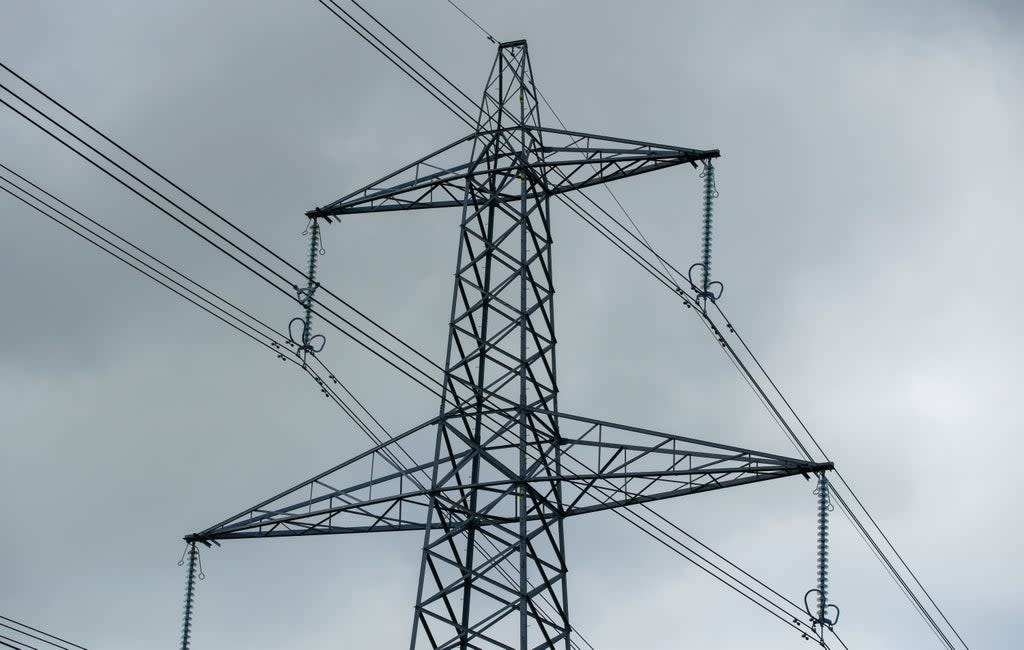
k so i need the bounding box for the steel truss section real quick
[188,39,827,650]
[188,409,829,542]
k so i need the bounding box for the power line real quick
[316,0,477,128]
[0,166,413,463]
[0,80,452,401]
[0,623,71,650]
[0,60,451,401]
[711,300,969,649]
[0,618,84,650]
[443,0,497,44]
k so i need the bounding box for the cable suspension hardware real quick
[689,159,723,308]
[178,541,205,650]
[289,215,327,364]
[805,473,840,637]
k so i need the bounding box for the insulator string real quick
[179,542,200,650]
[805,473,840,636]
[289,216,327,363]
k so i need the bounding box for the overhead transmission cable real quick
[0,616,86,650]
[444,0,498,44]
[0,61,448,397]
[0,166,405,462]
[0,73,465,405]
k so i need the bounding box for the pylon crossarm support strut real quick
[308,127,719,218]
[187,408,829,543]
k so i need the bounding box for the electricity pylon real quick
[187,40,830,650]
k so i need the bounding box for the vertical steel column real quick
[409,40,567,650]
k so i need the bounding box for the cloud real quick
[1,1,1018,648]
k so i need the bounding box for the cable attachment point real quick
[804,473,840,634]
[692,160,723,308]
[688,263,724,302]
[288,215,327,364]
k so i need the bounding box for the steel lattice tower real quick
[187,40,830,650]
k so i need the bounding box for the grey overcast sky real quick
[1,1,1021,648]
